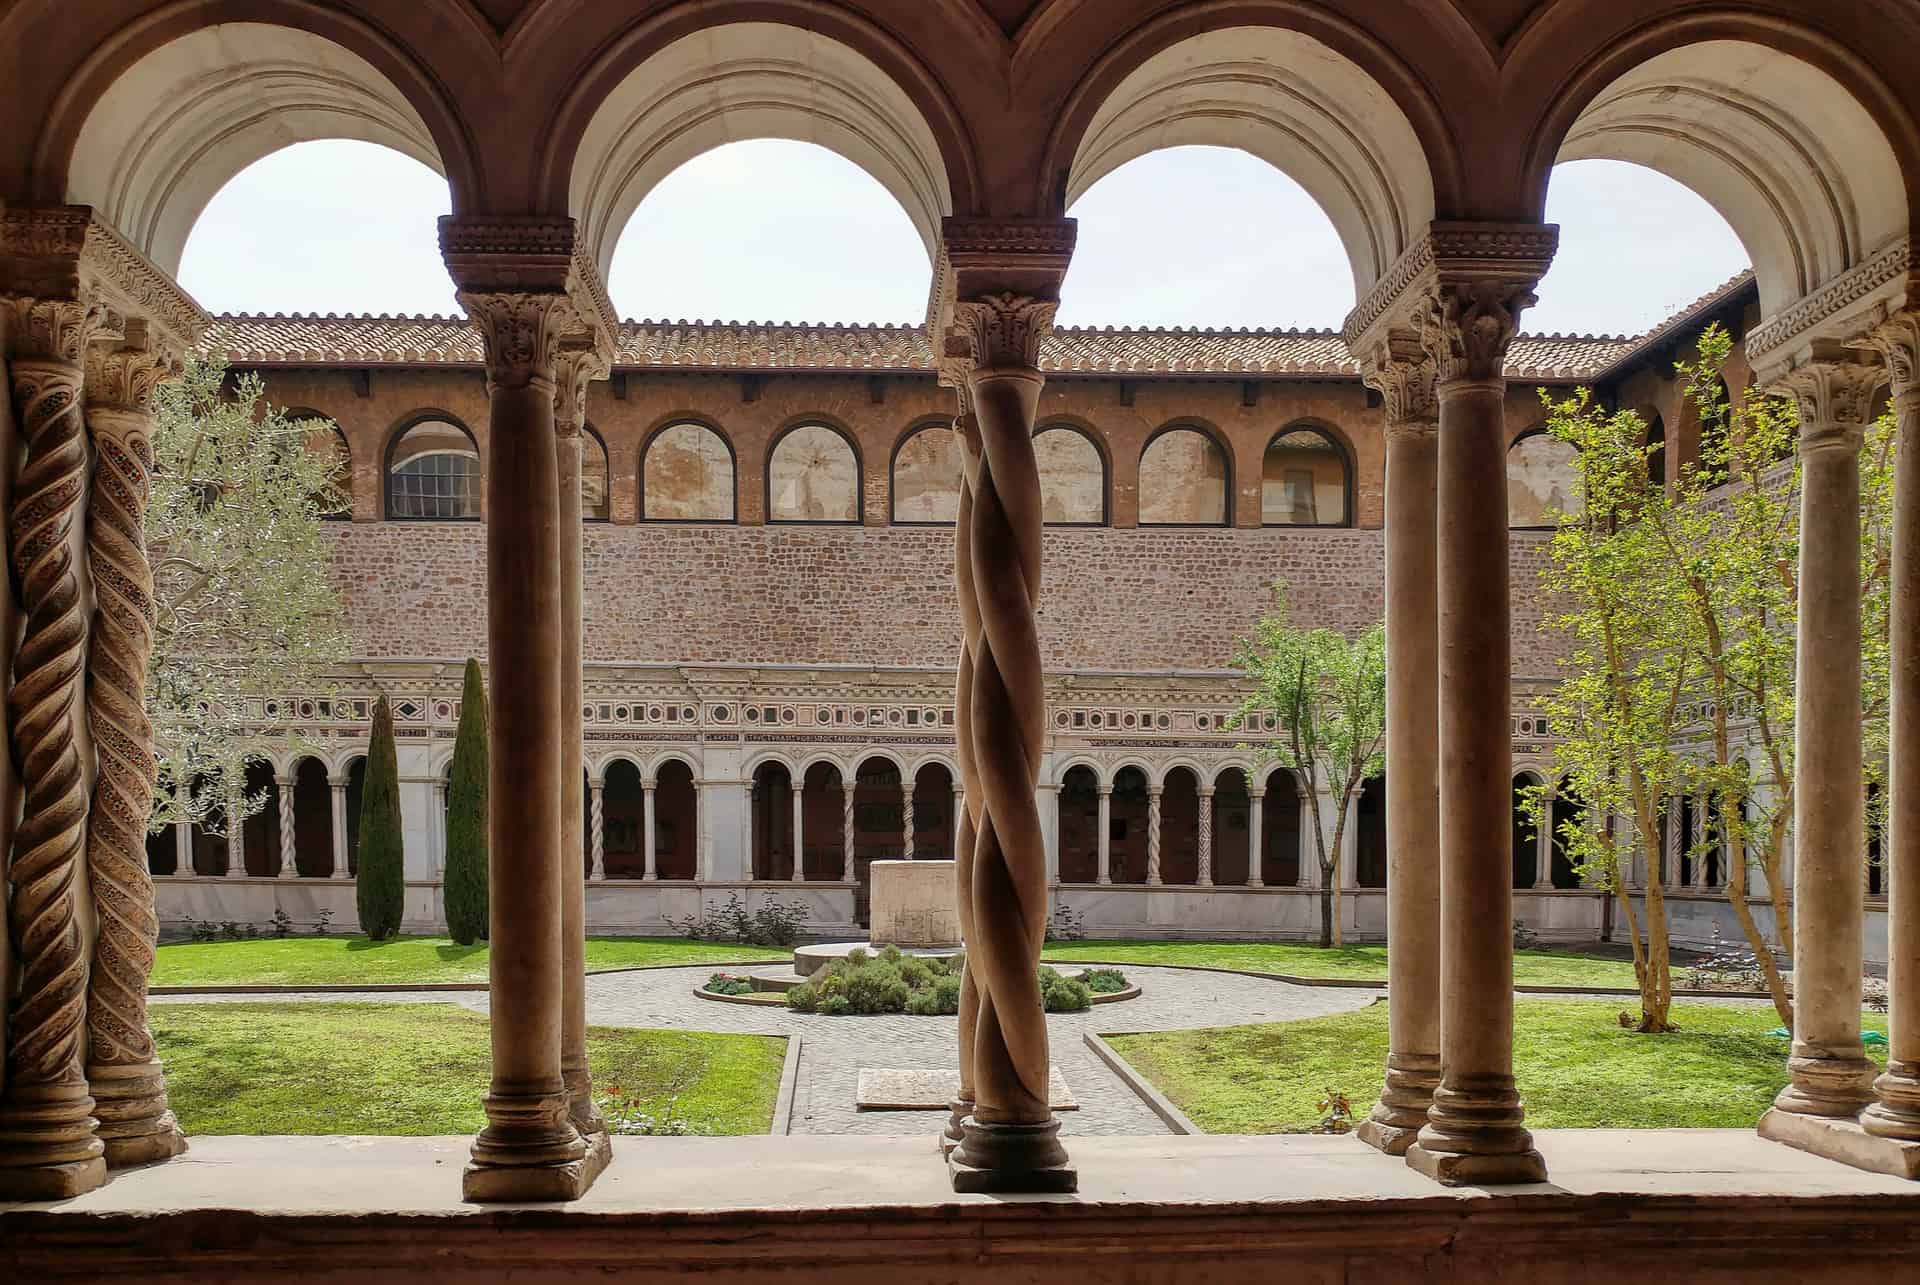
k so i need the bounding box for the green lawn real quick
[153,1002,785,1135]
[1042,940,1642,989]
[1106,998,1889,1133]
[151,936,791,988]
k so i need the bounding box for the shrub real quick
[786,983,819,1013]
[1046,903,1088,942]
[878,944,904,965]
[905,988,941,1017]
[442,658,490,945]
[1082,967,1129,995]
[845,946,869,967]
[269,908,296,939]
[704,973,754,996]
[819,994,852,1016]
[844,961,910,1013]
[929,972,963,1015]
[354,695,405,941]
[898,956,935,989]
[666,892,810,947]
[1038,967,1091,1013]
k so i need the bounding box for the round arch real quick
[1033,419,1109,526]
[646,751,702,783]
[385,412,481,521]
[1053,755,1108,789]
[741,750,803,781]
[1528,23,1913,316]
[550,17,968,279]
[640,416,738,523]
[1138,422,1233,527]
[1262,420,1354,527]
[47,12,478,274]
[580,423,611,522]
[1046,19,1442,296]
[589,750,647,780]
[890,417,962,526]
[766,419,863,525]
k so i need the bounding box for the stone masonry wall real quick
[329,523,1571,677]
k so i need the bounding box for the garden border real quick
[149,959,787,996]
[1084,1032,1199,1136]
[770,1036,803,1136]
[1040,957,1777,1002]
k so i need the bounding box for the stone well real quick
[869,860,962,948]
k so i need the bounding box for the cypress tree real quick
[443,658,490,944]
[355,694,405,941]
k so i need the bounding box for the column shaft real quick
[1408,369,1544,1185]
[278,782,298,878]
[1196,786,1215,887]
[228,809,249,878]
[642,784,658,880]
[790,783,805,882]
[1146,788,1164,886]
[590,782,606,882]
[904,790,916,861]
[1246,789,1265,888]
[1096,788,1112,885]
[842,782,855,878]
[330,783,350,879]
[1361,413,1441,1156]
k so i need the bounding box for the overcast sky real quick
[179,139,1749,338]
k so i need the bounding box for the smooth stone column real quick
[329,780,350,879]
[1196,785,1215,887]
[589,779,606,882]
[642,782,658,880]
[1096,786,1113,885]
[173,822,191,877]
[1296,787,1313,888]
[277,779,298,878]
[1534,794,1555,890]
[790,784,805,882]
[1764,359,1878,1129]
[1146,786,1164,886]
[554,352,607,1176]
[841,780,855,879]
[1406,282,1546,1186]
[1360,392,1442,1157]
[228,812,248,878]
[460,291,587,1202]
[1866,318,1920,1147]
[1246,787,1265,888]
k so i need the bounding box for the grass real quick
[151,936,792,988]
[1106,998,1890,1133]
[153,1002,785,1135]
[1041,940,1643,989]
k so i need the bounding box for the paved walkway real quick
[155,965,1384,1137]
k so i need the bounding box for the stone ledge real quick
[6,1132,1920,1282]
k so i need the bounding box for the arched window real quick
[768,423,860,523]
[581,425,610,521]
[1034,424,1106,525]
[289,410,351,519]
[641,421,736,522]
[1644,411,1666,491]
[386,417,479,520]
[1139,426,1229,526]
[891,423,960,524]
[1262,426,1351,526]
[1507,430,1579,529]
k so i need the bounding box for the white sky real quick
[178,139,1750,337]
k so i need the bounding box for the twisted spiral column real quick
[945,398,985,1150]
[842,781,855,876]
[1146,787,1163,886]
[0,299,112,1197]
[589,781,607,882]
[1196,786,1216,887]
[945,292,1071,1190]
[81,346,187,1166]
[903,794,916,860]
[277,780,298,878]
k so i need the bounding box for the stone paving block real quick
[856,1067,1077,1111]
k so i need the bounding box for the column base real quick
[0,1080,108,1198]
[88,1060,189,1168]
[1356,1053,1440,1156]
[942,1096,971,1156]
[464,1090,591,1202]
[1772,1042,1877,1117]
[1403,1075,1547,1187]
[949,1118,1076,1193]
[1863,1061,1920,1141]
[1760,1107,1920,1179]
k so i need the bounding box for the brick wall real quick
[329,523,1571,675]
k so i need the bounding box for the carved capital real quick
[1,206,207,360]
[2,296,121,365]
[946,293,1057,372]
[458,291,572,390]
[1358,328,1439,426]
[1771,357,1883,454]
[1856,309,1920,401]
[85,340,176,413]
[1344,221,1556,363]
[552,345,608,436]
[1418,280,1537,386]
[440,215,616,364]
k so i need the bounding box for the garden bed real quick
[697,949,1137,1015]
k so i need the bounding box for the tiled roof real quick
[211,307,1680,382]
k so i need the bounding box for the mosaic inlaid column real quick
[80,340,188,1167]
[1196,785,1215,887]
[1406,278,1547,1186]
[277,778,298,878]
[1690,800,1707,890]
[457,289,586,1201]
[553,348,607,1166]
[944,287,1073,1192]
[842,780,855,877]
[642,782,658,880]
[329,779,350,879]
[589,779,606,882]
[1866,313,1920,1142]
[903,790,916,861]
[227,810,248,878]
[0,296,113,1198]
[1357,339,1442,1156]
[1764,358,1879,1125]
[1246,786,1265,888]
[1146,786,1163,886]
[946,391,984,1151]
[1096,785,1113,885]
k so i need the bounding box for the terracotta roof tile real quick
[210,307,1680,383]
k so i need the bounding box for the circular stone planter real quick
[695,964,1142,1009]
[792,941,963,979]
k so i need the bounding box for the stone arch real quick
[1354,774,1387,888]
[1052,755,1108,789]
[599,757,647,880]
[750,758,798,882]
[1507,428,1579,530]
[1531,27,1913,316]
[1138,423,1231,526]
[1033,420,1108,526]
[1058,763,1101,885]
[767,420,862,524]
[286,410,352,519]
[385,412,481,521]
[1047,20,1442,296]
[908,760,956,862]
[239,756,281,876]
[551,17,968,279]
[651,757,699,881]
[799,759,848,882]
[341,754,367,876]
[1108,764,1153,885]
[1257,766,1304,887]
[1262,421,1354,527]
[1157,764,1202,886]
[289,754,334,879]
[1550,775,1587,890]
[1512,770,1545,889]
[890,419,961,525]
[49,14,476,274]
[1210,765,1254,887]
[639,418,737,523]
[580,424,611,522]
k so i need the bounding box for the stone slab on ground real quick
[857,1067,1078,1110]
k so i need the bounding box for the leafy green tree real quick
[1230,587,1386,947]
[1532,323,1895,1029]
[442,659,490,944]
[355,696,405,940]
[148,346,349,833]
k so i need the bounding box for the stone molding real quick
[1771,358,1883,453]
[438,216,618,377]
[1748,238,1917,380]
[929,216,1076,368]
[946,293,1059,371]
[455,290,572,391]
[1854,308,1920,398]
[1419,280,1539,386]
[1342,221,1558,356]
[0,206,207,362]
